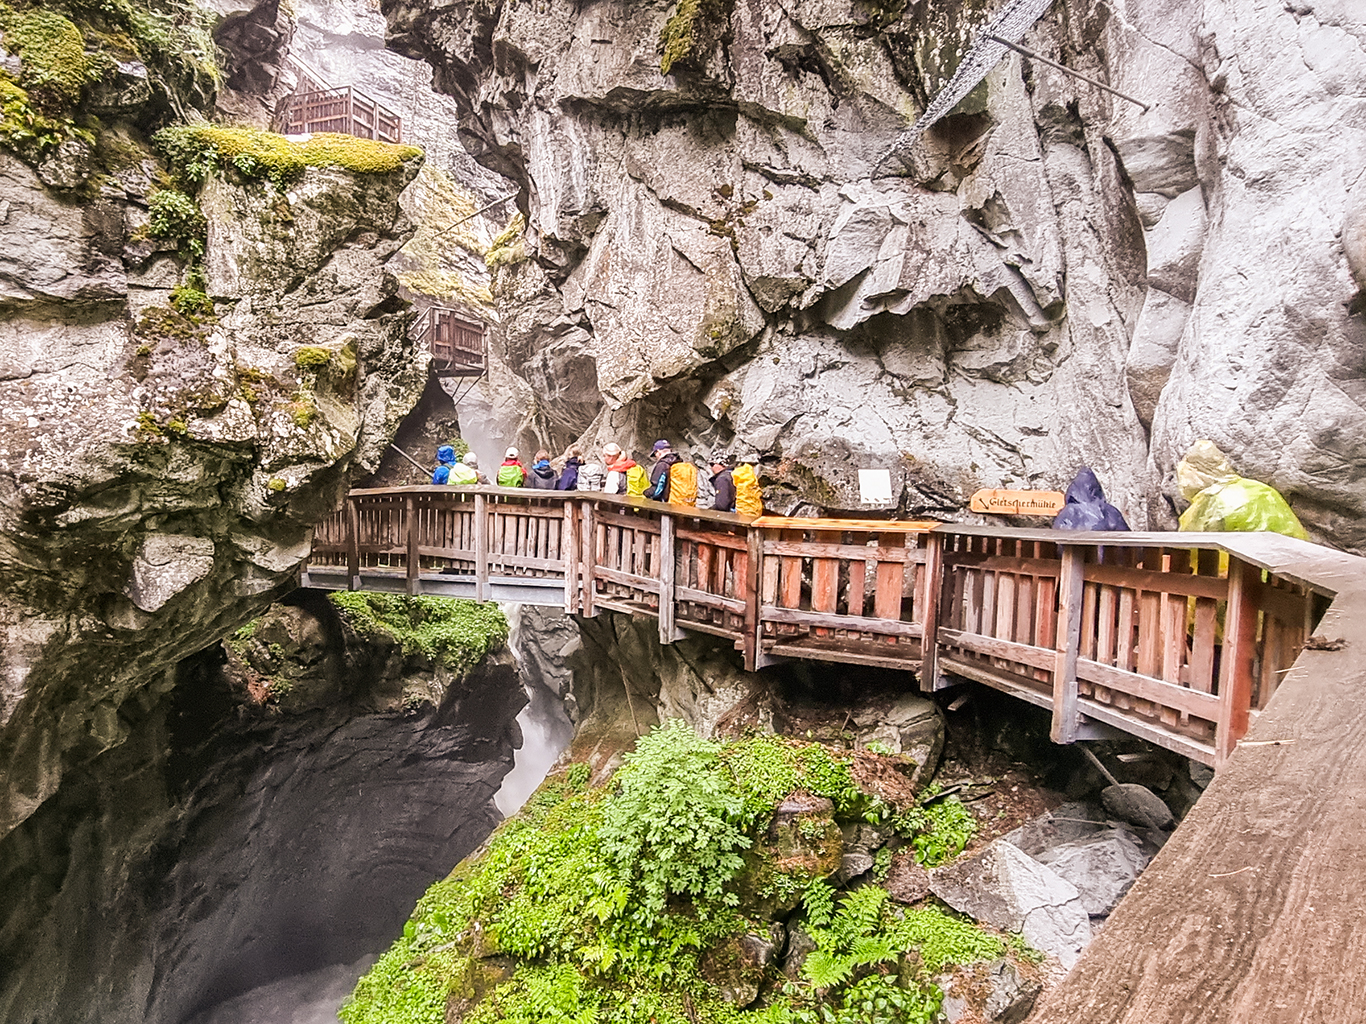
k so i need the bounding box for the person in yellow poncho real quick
[1176,440,1308,539]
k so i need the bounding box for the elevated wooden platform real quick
[303,487,1331,769]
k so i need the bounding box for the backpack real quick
[625,464,650,497]
[668,461,699,506]
[449,463,479,485]
[497,463,525,487]
[733,464,763,516]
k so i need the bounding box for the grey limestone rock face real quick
[1031,827,1153,917]
[930,840,1092,968]
[0,109,425,841]
[378,0,1366,549]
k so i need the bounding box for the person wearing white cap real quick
[497,446,527,487]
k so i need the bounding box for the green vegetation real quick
[659,0,729,75]
[294,345,332,369]
[147,188,206,256]
[0,7,97,109]
[341,724,1010,1024]
[154,124,423,192]
[894,795,979,868]
[267,477,287,493]
[327,593,509,672]
[484,211,526,271]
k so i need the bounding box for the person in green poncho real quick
[1176,440,1308,539]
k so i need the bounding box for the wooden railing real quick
[285,85,402,144]
[303,488,1332,768]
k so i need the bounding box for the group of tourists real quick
[431,438,764,514]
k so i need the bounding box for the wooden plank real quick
[761,530,781,606]
[346,498,360,590]
[1216,558,1261,765]
[764,540,923,562]
[1085,560,1229,601]
[767,642,922,672]
[938,627,1056,671]
[760,605,923,638]
[676,527,749,552]
[996,570,1018,643]
[847,556,867,618]
[750,515,939,532]
[676,585,746,615]
[697,542,715,597]
[873,553,904,636]
[594,565,660,593]
[486,552,566,572]
[811,532,840,615]
[465,494,483,600]
[944,552,1064,576]
[1080,581,1099,660]
[1076,658,1221,720]
[563,502,578,613]
[594,509,663,533]
[968,488,1066,515]
[580,503,596,617]
[1052,546,1085,744]
[743,527,763,672]
[779,529,803,612]
[920,532,944,692]
[1096,584,1118,665]
[1249,577,1313,624]
[659,514,678,643]
[939,655,1055,710]
[1137,586,1163,678]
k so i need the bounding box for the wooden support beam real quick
[473,492,488,602]
[1216,557,1261,766]
[581,501,597,618]
[405,494,420,596]
[659,513,680,643]
[1052,545,1085,744]
[346,497,360,591]
[743,527,763,672]
[563,501,578,613]
[923,529,945,690]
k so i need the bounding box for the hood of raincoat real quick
[1052,467,1130,532]
[1062,467,1105,506]
[1177,440,1238,502]
[436,445,456,465]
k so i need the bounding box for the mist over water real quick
[496,604,575,816]
[178,604,573,1024]
[183,956,376,1024]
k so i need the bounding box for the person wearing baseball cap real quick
[648,439,679,501]
[709,451,736,512]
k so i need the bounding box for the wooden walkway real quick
[302,487,1333,769]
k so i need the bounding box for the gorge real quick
[1,0,1363,1022]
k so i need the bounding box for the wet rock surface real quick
[0,595,525,1024]
[376,0,1366,544]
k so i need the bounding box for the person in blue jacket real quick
[1052,467,1130,531]
[557,446,583,490]
[431,445,457,485]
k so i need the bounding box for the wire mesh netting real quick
[880,0,1057,163]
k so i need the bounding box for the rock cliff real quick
[0,592,525,1024]
[380,0,1366,544]
[0,0,427,845]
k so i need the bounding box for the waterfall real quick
[494,602,576,816]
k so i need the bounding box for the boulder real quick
[1102,784,1175,830]
[1031,828,1153,916]
[883,850,932,905]
[1000,801,1107,858]
[930,841,1092,968]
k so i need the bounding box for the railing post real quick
[919,530,943,693]
[474,491,489,603]
[1216,557,1260,767]
[563,499,579,613]
[743,525,763,672]
[346,496,361,591]
[1051,544,1084,744]
[659,512,680,644]
[580,501,597,617]
[405,494,420,596]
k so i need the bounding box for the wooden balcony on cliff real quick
[416,305,486,378]
[282,57,402,144]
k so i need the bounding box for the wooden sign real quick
[970,489,1066,516]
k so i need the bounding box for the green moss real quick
[0,71,84,161]
[294,345,332,369]
[326,593,509,673]
[484,211,526,271]
[267,477,287,493]
[288,394,316,428]
[154,124,423,192]
[0,8,98,111]
[170,284,212,315]
[659,0,727,75]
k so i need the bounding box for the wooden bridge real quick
[302,486,1336,770]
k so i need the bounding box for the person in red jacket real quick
[497,447,527,487]
[603,442,637,494]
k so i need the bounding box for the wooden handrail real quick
[302,487,1338,768]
